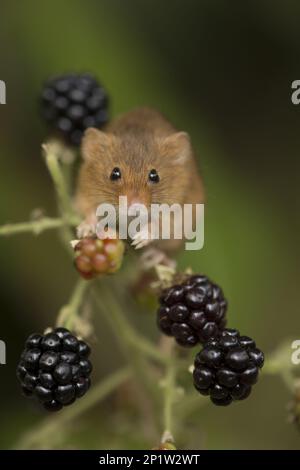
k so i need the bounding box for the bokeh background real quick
[0,0,299,449]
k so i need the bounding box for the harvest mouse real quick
[75,107,204,262]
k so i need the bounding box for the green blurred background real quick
[0,0,299,449]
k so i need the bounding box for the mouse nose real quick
[126,191,148,208]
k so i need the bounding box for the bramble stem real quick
[43,144,80,252]
[56,278,90,331]
[93,285,159,373]
[93,283,168,366]
[15,367,131,450]
[0,144,81,239]
[163,359,176,440]
[131,334,169,365]
[0,216,79,237]
[109,277,174,367]
[177,392,207,421]
[43,145,75,218]
[92,285,163,428]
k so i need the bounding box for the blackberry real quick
[17,328,92,411]
[193,328,264,406]
[40,73,109,145]
[74,237,124,279]
[157,274,227,347]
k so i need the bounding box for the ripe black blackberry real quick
[157,274,227,347]
[40,73,109,145]
[193,328,264,406]
[16,328,92,411]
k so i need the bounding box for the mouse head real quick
[79,127,192,211]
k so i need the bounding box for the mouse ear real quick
[160,132,192,165]
[81,128,113,160]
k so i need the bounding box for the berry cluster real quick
[156,274,265,406]
[40,73,108,145]
[17,328,92,411]
[157,275,227,347]
[74,237,125,279]
[193,328,264,406]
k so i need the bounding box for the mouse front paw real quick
[77,220,96,239]
[138,247,177,271]
[131,226,151,250]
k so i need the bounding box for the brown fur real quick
[75,107,204,252]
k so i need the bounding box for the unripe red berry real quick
[74,237,124,279]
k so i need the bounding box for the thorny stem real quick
[56,278,90,331]
[43,144,78,252]
[93,282,188,441]
[132,334,170,365]
[43,145,75,218]
[0,144,80,239]
[176,392,207,421]
[93,278,169,366]
[162,359,176,441]
[108,277,169,364]
[15,367,132,450]
[0,216,79,237]
[93,285,162,405]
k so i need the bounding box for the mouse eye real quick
[148,169,160,183]
[110,167,121,181]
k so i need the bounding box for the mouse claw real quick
[133,239,150,249]
[131,229,151,249]
[77,221,96,239]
